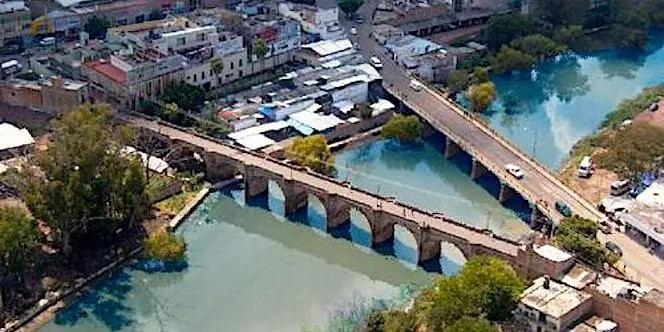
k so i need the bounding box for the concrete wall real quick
[588,287,664,332]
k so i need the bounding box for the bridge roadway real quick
[119,113,522,258]
[382,73,602,223]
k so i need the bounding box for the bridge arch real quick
[438,241,468,276]
[306,193,327,231]
[393,224,419,265]
[267,179,285,217]
[349,207,372,247]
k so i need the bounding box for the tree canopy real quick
[144,230,187,262]
[286,135,335,175]
[597,122,664,179]
[83,16,110,39]
[469,82,497,113]
[555,216,615,267]
[25,104,149,256]
[445,316,499,332]
[491,46,535,74]
[161,81,205,112]
[510,34,566,60]
[446,70,470,95]
[254,38,269,59]
[381,115,423,141]
[472,67,490,85]
[338,0,364,17]
[485,14,534,50]
[211,57,224,75]
[0,206,41,276]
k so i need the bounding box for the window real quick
[239,59,243,67]
[230,61,234,70]
[536,327,541,332]
[177,37,185,46]
[209,69,213,76]
[218,77,222,85]
[202,71,205,80]
[197,33,205,41]
[238,70,243,77]
[538,312,546,322]
[193,74,197,82]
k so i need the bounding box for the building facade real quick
[0,76,88,114]
[278,1,343,41]
[0,1,30,47]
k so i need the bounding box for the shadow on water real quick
[53,271,134,331]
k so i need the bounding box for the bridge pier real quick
[470,158,488,181]
[498,183,514,204]
[370,211,394,246]
[282,179,308,215]
[444,137,460,159]
[244,166,268,201]
[418,227,441,264]
[203,151,237,181]
[325,194,350,230]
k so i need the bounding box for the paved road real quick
[120,113,522,257]
[343,2,664,290]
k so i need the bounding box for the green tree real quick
[161,81,205,112]
[597,123,664,179]
[286,135,335,175]
[0,206,41,276]
[446,70,470,95]
[366,311,386,332]
[25,104,149,257]
[485,14,534,50]
[469,82,497,113]
[382,310,417,332]
[511,34,566,60]
[144,230,187,262]
[162,102,180,121]
[381,115,423,141]
[552,25,584,46]
[445,316,499,332]
[357,102,373,119]
[539,0,589,26]
[338,0,364,18]
[555,216,614,267]
[254,38,269,59]
[492,46,535,74]
[211,57,224,84]
[83,16,110,39]
[472,67,490,84]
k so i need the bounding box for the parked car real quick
[649,102,659,112]
[355,15,364,24]
[555,201,572,217]
[578,156,593,178]
[409,79,423,91]
[39,37,56,46]
[598,218,612,234]
[610,179,631,196]
[505,163,524,179]
[605,241,623,256]
[370,56,382,69]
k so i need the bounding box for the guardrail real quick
[387,81,602,220]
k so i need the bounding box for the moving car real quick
[349,27,357,35]
[355,15,364,24]
[370,56,382,69]
[409,79,423,91]
[555,201,572,217]
[605,241,623,256]
[505,163,524,179]
[39,37,56,46]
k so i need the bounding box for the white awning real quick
[228,121,289,140]
[333,100,355,114]
[235,134,276,150]
[371,99,395,112]
[0,123,34,151]
[289,111,345,132]
[121,146,170,173]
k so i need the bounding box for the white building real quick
[151,26,219,55]
[278,1,344,40]
[517,276,593,332]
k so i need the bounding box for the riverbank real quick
[557,85,664,203]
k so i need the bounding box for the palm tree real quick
[211,57,224,98]
[254,38,269,69]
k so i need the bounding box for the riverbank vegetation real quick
[144,230,187,262]
[381,115,423,141]
[469,82,497,112]
[555,216,617,268]
[0,104,189,326]
[364,256,525,332]
[286,135,336,175]
[559,85,664,188]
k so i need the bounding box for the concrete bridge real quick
[119,112,568,277]
[383,83,603,224]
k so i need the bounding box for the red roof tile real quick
[84,60,127,86]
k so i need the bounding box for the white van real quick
[578,156,593,178]
[409,79,423,91]
[39,37,56,46]
[370,56,383,69]
[610,180,631,196]
[1,59,21,76]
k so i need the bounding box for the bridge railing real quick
[389,81,602,220]
[120,110,526,252]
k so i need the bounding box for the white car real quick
[409,79,423,91]
[505,163,524,179]
[349,27,357,35]
[370,56,383,69]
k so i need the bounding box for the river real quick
[485,30,664,169]
[37,31,664,332]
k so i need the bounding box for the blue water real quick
[484,30,664,169]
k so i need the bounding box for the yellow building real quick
[0,1,31,47]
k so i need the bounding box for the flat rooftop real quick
[534,244,573,263]
[521,276,592,319]
[83,60,127,86]
[594,275,651,300]
[0,0,27,13]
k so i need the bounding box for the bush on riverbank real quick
[286,135,336,175]
[381,115,423,141]
[602,85,664,129]
[555,216,617,268]
[144,230,187,262]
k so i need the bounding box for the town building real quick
[405,50,457,83]
[298,39,358,65]
[385,35,443,66]
[517,276,593,332]
[0,1,30,47]
[0,122,34,160]
[0,76,88,114]
[372,24,406,45]
[54,0,184,30]
[278,0,343,41]
[30,10,81,39]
